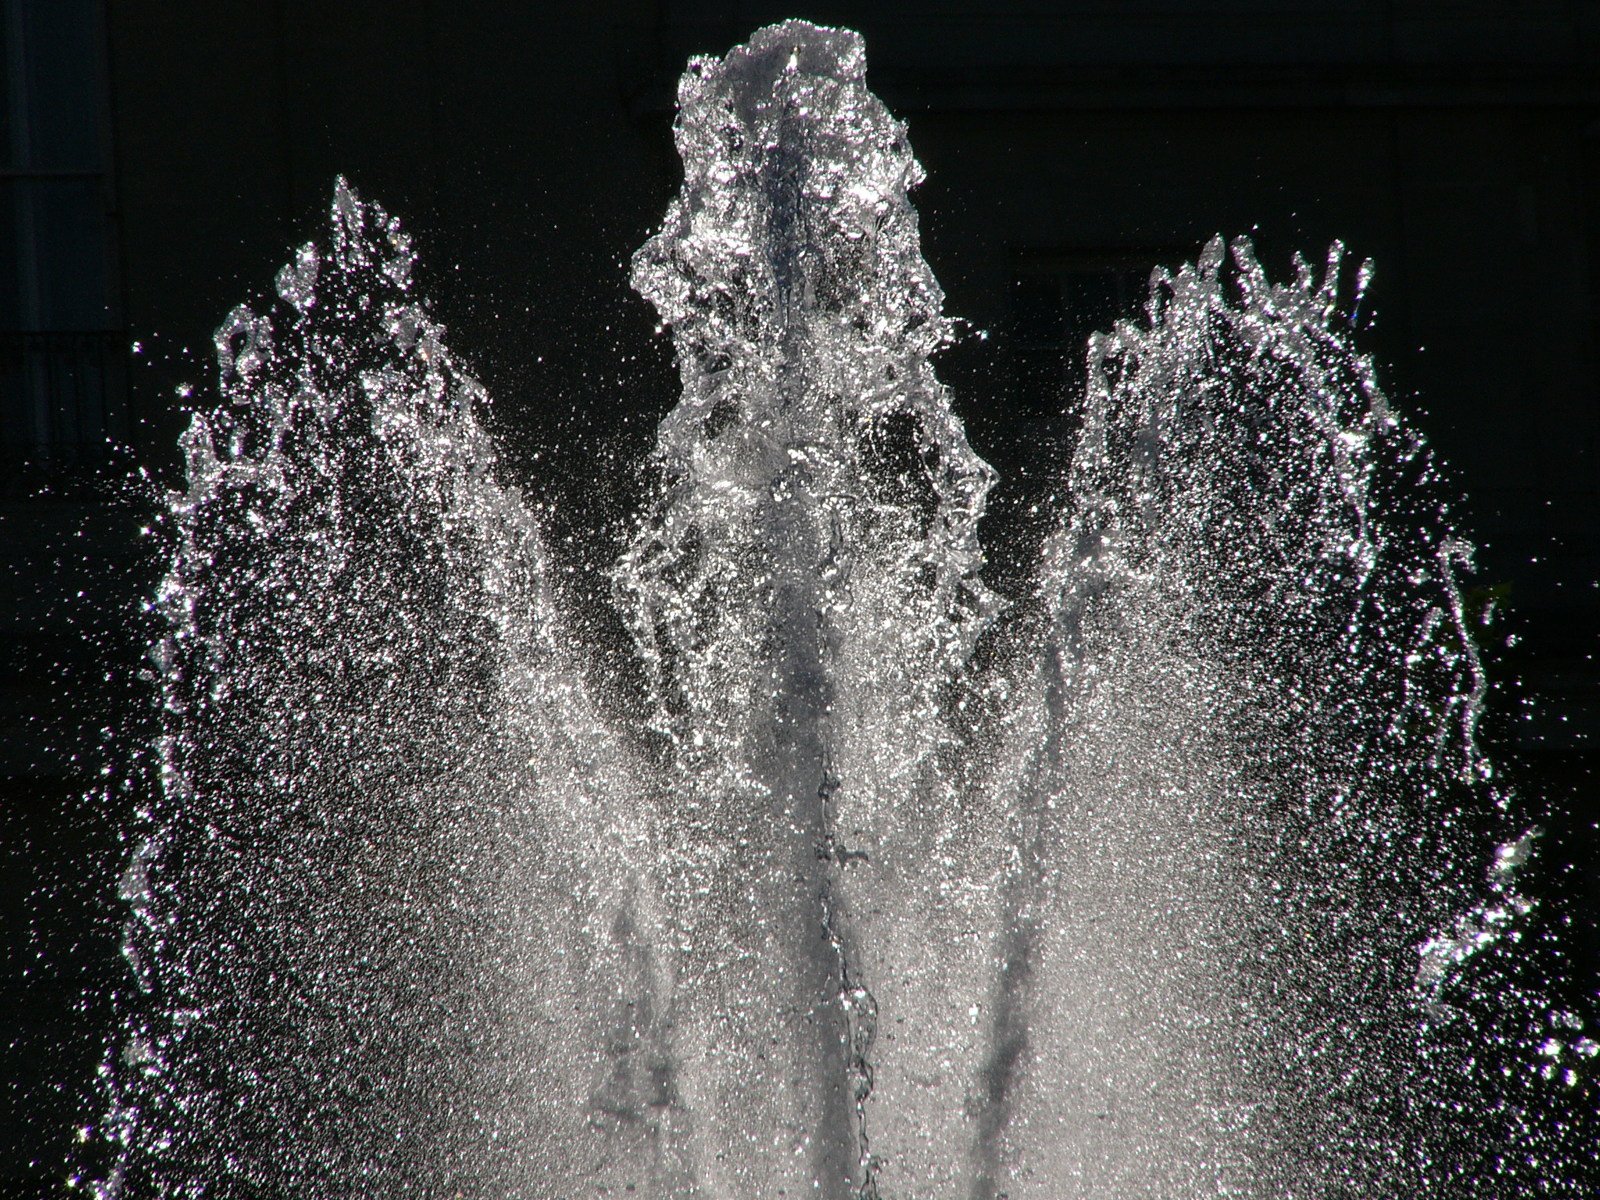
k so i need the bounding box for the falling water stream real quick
[94,20,1594,1200]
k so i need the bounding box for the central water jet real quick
[617,24,996,1197]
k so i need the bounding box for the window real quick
[1,0,126,477]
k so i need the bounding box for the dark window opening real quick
[1,0,127,480]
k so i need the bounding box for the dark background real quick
[3,1,1598,1194]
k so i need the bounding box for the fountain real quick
[92,20,1595,1199]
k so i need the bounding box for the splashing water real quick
[95,20,1594,1200]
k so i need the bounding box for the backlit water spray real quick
[93,21,1595,1199]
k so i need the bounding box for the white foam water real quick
[93,20,1593,1200]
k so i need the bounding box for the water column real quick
[980,240,1491,1197]
[618,21,997,1198]
[108,181,650,1200]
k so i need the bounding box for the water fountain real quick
[93,20,1595,1199]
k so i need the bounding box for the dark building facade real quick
[3,1,1598,1193]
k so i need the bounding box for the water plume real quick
[95,20,1595,1200]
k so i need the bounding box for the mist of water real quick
[94,20,1594,1200]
